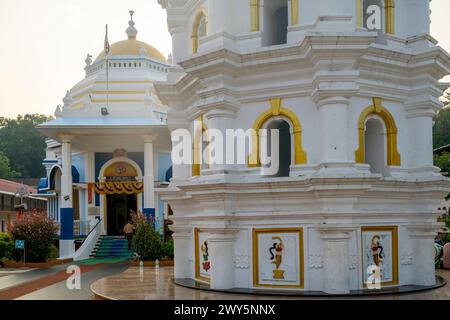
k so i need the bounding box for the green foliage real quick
[164,237,174,259]
[47,245,59,260]
[434,152,450,174]
[0,114,52,178]
[132,217,164,261]
[0,152,19,180]
[0,233,14,260]
[433,108,450,149]
[9,211,59,262]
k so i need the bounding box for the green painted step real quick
[91,235,133,259]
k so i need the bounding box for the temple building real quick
[156,0,450,294]
[37,13,172,260]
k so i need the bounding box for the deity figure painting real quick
[269,237,285,279]
[201,240,210,272]
[370,235,384,267]
[362,228,396,285]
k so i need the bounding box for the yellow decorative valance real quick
[90,182,144,195]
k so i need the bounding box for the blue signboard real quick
[15,240,25,249]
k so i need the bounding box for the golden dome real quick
[95,38,167,63]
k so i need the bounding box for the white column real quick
[407,225,438,286]
[59,136,75,259]
[208,233,236,290]
[143,136,155,224]
[317,225,353,294]
[202,0,234,51]
[408,116,434,170]
[316,97,354,173]
[169,25,188,64]
[173,230,192,279]
[203,109,237,174]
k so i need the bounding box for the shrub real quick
[47,245,59,260]
[0,233,14,260]
[165,237,174,259]
[8,212,59,263]
[132,213,163,261]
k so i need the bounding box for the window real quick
[355,98,401,175]
[191,10,208,54]
[264,119,292,177]
[249,98,307,173]
[364,118,386,175]
[263,0,289,46]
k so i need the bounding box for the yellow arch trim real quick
[191,9,208,54]
[250,0,299,32]
[354,97,401,166]
[385,0,395,34]
[192,115,210,176]
[356,0,363,27]
[249,98,307,167]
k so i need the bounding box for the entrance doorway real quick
[106,194,137,236]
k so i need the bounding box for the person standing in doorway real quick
[124,220,135,251]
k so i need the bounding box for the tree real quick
[0,152,19,180]
[433,107,450,149]
[0,114,52,179]
[434,152,450,175]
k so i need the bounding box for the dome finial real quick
[126,10,138,39]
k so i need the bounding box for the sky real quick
[0,0,449,118]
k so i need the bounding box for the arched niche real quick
[191,9,208,54]
[355,97,401,167]
[249,97,307,168]
[250,0,299,32]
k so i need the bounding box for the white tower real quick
[156,0,450,294]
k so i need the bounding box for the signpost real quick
[15,240,25,263]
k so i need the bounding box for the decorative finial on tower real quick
[84,54,92,68]
[63,90,73,107]
[54,105,63,117]
[126,10,138,39]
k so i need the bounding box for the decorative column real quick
[59,135,75,259]
[208,231,237,290]
[143,136,155,225]
[316,96,355,173]
[204,109,237,173]
[202,0,234,51]
[173,228,193,279]
[169,25,188,64]
[407,224,440,286]
[406,106,438,177]
[317,225,354,294]
[169,122,192,182]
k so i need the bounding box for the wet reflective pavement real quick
[91,267,450,300]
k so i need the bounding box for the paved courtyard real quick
[91,266,450,300]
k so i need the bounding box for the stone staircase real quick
[90,235,133,259]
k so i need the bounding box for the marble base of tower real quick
[161,175,449,294]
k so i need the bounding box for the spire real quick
[104,24,111,56]
[126,10,138,39]
[63,90,73,107]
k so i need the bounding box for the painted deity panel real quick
[361,226,398,287]
[194,228,211,282]
[253,228,303,288]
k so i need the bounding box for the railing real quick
[84,217,102,240]
[74,220,93,237]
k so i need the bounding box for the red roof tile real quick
[0,179,37,195]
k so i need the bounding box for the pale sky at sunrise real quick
[0,0,449,118]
